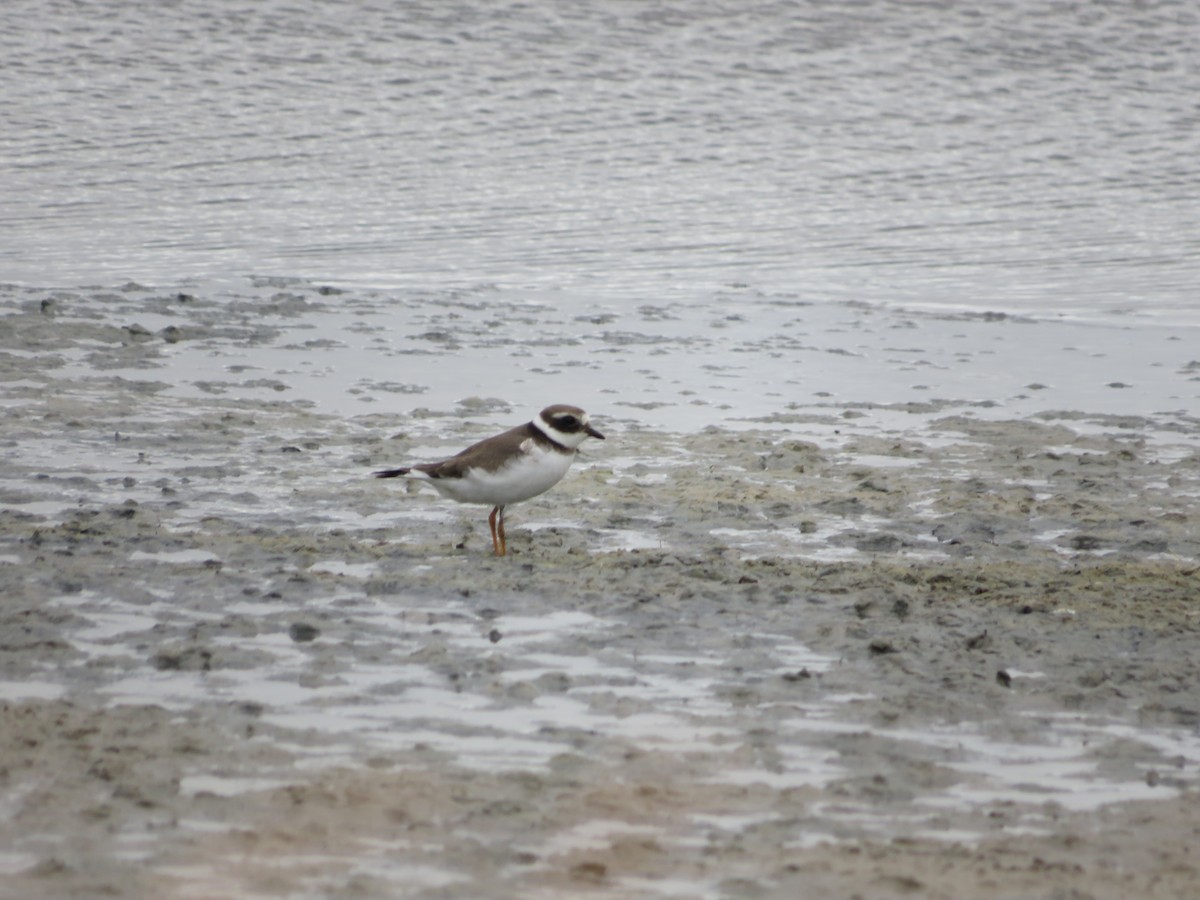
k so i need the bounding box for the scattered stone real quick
[151,647,213,671]
[289,623,320,643]
[570,862,607,883]
[965,630,989,650]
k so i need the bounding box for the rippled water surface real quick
[3,0,1198,323]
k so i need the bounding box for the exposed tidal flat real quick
[0,281,1198,898]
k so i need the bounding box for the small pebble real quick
[289,622,320,643]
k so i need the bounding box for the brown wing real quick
[416,422,545,478]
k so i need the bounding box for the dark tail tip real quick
[373,468,411,479]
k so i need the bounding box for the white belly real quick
[429,447,575,506]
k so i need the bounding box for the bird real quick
[373,404,605,556]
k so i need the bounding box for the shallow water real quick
[24,280,1200,440]
[3,0,1199,325]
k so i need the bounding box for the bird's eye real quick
[556,415,578,429]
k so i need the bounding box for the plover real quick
[374,404,605,556]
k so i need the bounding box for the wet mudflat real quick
[1,282,1198,899]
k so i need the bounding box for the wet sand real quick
[1,283,1199,899]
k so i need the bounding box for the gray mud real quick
[1,283,1199,899]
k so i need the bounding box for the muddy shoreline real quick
[1,283,1198,898]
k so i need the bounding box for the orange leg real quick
[488,505,507,556]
